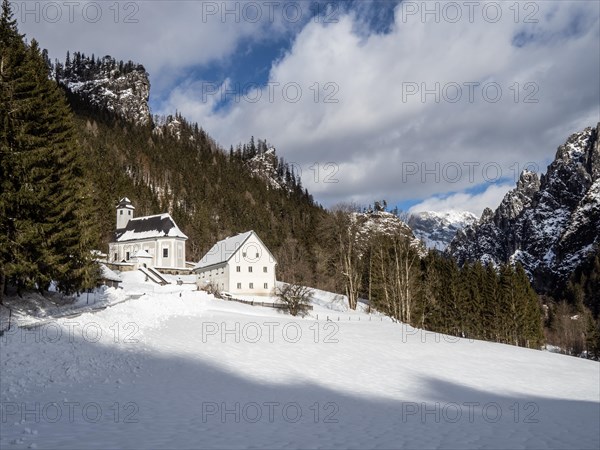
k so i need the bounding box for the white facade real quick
[109,237,186,269]
[108,198,188,269]
[194,231,277,296]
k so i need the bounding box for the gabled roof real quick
[115,213,188,242]
[194,230,276,270]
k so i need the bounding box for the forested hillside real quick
[70,104,328,283]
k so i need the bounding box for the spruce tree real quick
[514,264,544,348]
[498,264,519,345]
[481,264,500,341]
[0,0,26,300]
[0,2,98,297]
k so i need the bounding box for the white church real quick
[108,198,188,270]
[194,231,277,296]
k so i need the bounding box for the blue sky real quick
[149,0,402,112]
[16,0,600,216]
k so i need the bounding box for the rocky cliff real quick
[448,124,600,293]
[56,53,151,126]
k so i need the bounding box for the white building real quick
[194,231,277,296]
[108,198,188,269]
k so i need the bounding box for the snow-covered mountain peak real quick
[516,169,540,191]
[408,210,478,250]
[556,126,595,162]
[480,207,495,224]
[448,123,600,294]
[495,169,541,223]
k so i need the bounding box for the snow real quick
[194,231,253,269]
[131,250,152,259]
[409,210,477,250]
[247,150,288,191]
[1,272,598,449]
[116,213,188,242]
[99,264,122,283]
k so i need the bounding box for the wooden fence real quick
[220,295,313,311]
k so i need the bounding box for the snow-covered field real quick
[1,272,598,449]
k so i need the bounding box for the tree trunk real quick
[0,268,5,305]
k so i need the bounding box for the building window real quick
[237,283,241,289]
[236,266,240,272]
[248,266,253,273]
[120,210,123,215]
[114,253,117,261]
[242,252,247,258]
[163,248,168,258]
[126,251,130,260]
[249,283,254,289]
[264,283,268,289]
[256,253,259,258]
[263,266,267,273]
[128,210,131,215]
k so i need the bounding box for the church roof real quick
[115,214,188,242]
[194,231,276,270]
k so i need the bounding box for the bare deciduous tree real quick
[277,283,313,317]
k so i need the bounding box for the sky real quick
[15,0,600,216]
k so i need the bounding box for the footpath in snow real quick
[1,271,599,449]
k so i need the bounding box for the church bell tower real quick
[116,197,135,230]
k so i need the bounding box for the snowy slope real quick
[1,272,598,449]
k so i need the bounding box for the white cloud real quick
[408,183,514,217]
[15,1,294,95]
[158,0,599,207]
[15,1,600,208]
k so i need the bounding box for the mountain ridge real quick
[408,210,478,250]
[448,124,600,295]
